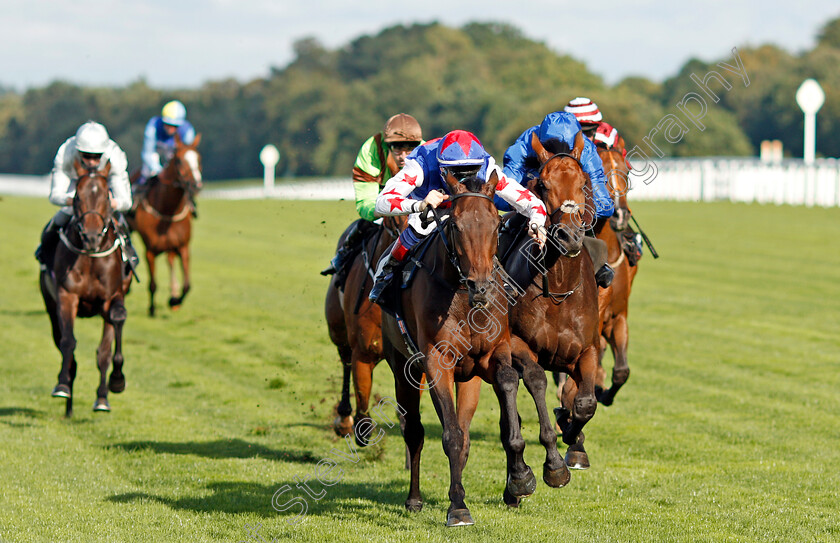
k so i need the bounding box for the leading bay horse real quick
[381,171,536,526]
[325,215,405,443]
[505,131,602,480]
[128,134,202,316]
[40,162,132,417]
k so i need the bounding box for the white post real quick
[795,79,825,166]
[259,144,281,196]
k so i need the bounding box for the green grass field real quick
[1,196,839,543]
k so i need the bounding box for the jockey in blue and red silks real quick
[503,111,617,288]
[368,129,548,304]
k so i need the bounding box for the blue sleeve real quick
[141,118,159,171]
[494,194,513,212]
[502,126,537,184]
[581,139,615,218]
[179,122,196,145]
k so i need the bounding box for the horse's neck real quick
[152,168,186,205]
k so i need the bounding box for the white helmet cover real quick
[75,121,110,154]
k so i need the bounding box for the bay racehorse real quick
[325,215,405,443]
[40,161,132,417]
[592,145,640,405]
[381,171,536,526]
[128,133,202,316]
[504,131,601,480]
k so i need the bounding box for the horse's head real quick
[530,130,592,256]
[168,132,203,195]
[382,214,407,240]
[599,146,631,231]
[72,160,113,252]
[442,169,501,307]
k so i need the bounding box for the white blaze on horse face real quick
[184,149,202,185]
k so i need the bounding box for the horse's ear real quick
[531,132,552,164]
[483,169,499,196]
[192,133,202,148]
[102,161,111,178]
[571,130,585,161]
[174,131,183,146]
[444,170,464,194]
[73,159,86,179]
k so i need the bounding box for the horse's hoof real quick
[332,415,354,437]
[109,375,126,394]
[168,297,181,309]
[595,386,614,406]
[507,467,537,498]
[543,462,571,488]
[93,398,111,412]
[149,306,155,317]
[565,450,590,470]
[446,508,474,527]
[503,487,521,508]
[52,384,71,399]
[405,498,423,512]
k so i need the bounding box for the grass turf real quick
[0,196,838,542]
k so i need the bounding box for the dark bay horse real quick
[381,171,535,527]
[592,146,640,405]
[40,162,132,417]
[324,215,405,442]
[505,131,601,479]
[128,134,202,316]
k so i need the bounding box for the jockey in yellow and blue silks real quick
[368,130,548,305]
[502,111,617,287]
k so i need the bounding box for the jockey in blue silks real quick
[502,111,617,288]
[133,100,199,215]
[368,129,548,305]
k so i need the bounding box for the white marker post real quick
[795,79,825,165]
[260,144,281,196]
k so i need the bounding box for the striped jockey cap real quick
[564,97,602,124]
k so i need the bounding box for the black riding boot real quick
[321,220,369,276]
[368,253,401,305]
[34,219,60,269]
[115,214,140,274]
[582,235,614,288]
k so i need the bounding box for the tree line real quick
[0,18,837,180]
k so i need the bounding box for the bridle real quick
[61,171,120,257]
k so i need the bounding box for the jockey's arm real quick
[352,136,386,222]
[501,126,537,186]
[490,161,547,246]
[49,141,75,207]
[374,159,435,216]
[581,139,615,218]
[107,147,133,212]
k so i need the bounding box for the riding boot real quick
[321,220,368,276]
[189,194,198,219]
[115,214,140,273]
[369,253,402,305]
[582,236,614,288]
[34,219,60,270]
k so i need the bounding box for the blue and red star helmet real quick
[436,130,489,167]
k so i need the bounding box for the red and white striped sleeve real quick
[490,161,547,229]
[374,158,426,216]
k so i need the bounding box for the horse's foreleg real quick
[109,299,128,395]
[167,251,179,308]
[94,319,116,412]
[333,344,354,437]
[426,363,472,527]
[519,357,569,489]
[146,249,157,316]
[597,313,630,406]
[53,291,79,416]
[351,354,376,447]
[557,346,598,470]
[454,377,481,474]
[178,244,190,304]
[493,359,536,507]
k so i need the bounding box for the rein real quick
[59,216,122,257]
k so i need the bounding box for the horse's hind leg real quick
[597,313,630,406]
[94,320,116,412]
[392,352,425,514]
[146,249,157,316]
[53,292,79,416]
[108,299,128,395]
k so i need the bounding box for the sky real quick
[3,1,839,91]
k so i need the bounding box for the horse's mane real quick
[462,175,484,193]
